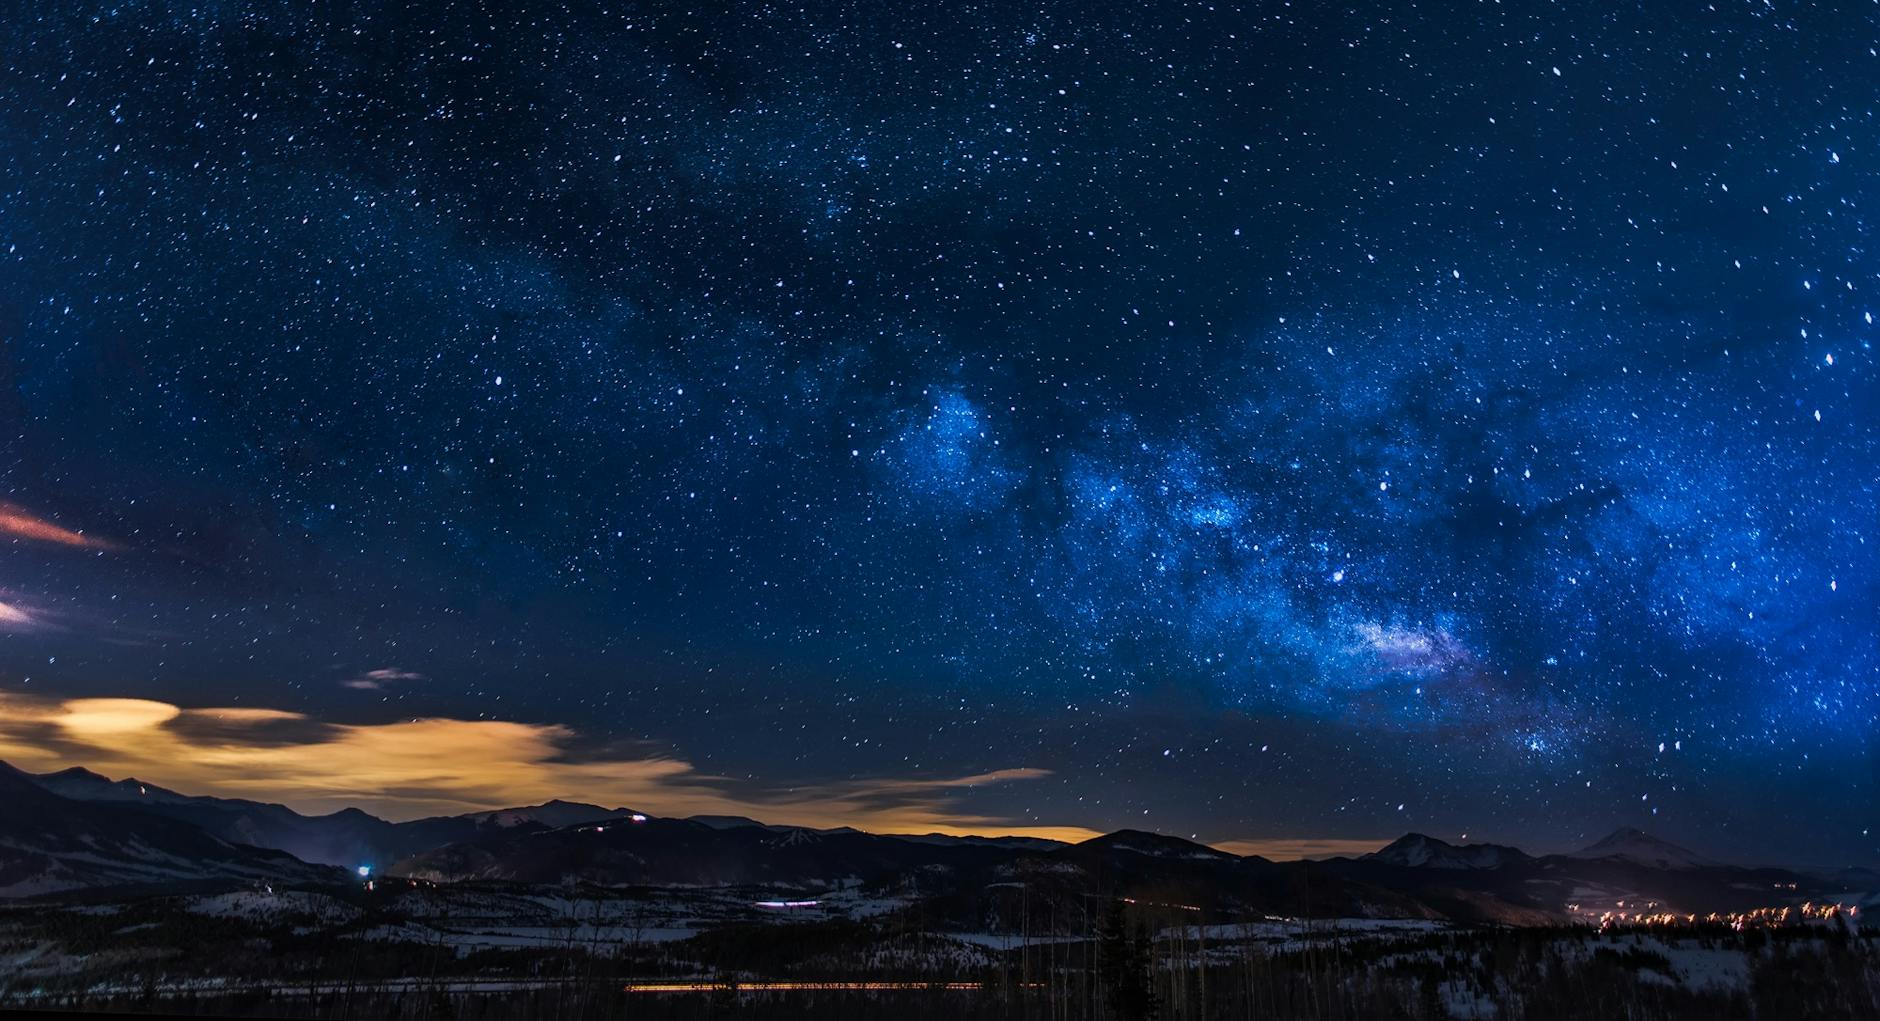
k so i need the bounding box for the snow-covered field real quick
[185,889,360,924]
[1573,934,1754,992]
[318,879,918,954]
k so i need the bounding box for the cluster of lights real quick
[582,814,649,835]
[1581,901,1859,932]
[1118,896,1203,913]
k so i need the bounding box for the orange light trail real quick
[622,981,1042,994]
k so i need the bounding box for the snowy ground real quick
[321,880,917,954]
[1574,934,1753,992]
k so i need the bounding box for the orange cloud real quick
[0,692,1096,842]
[0,503,115,550]
[0,695,1365,856]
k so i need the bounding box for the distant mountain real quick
[0,764,343,897]
[893,832,1068,852]
[455,800,641,830]
[391,818,1437,925]
[685,817,1067,849]
[30,767,400,868]
[688,815,779,831]
[1569,827,1719,869]
[23,764,637,869]
[1309,827,1871,925]
[1074,829,1238,861]
[1365,833,1530,870]
[393,815,1027,887]
[12,761,1875,928]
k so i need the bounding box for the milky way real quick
[0,1,1875,863]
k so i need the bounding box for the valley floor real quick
[2,881,1877,1019]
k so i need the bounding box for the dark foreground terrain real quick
[1,880,1875,1020]
[3,761,1877,1019]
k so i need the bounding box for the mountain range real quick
[3,760,1874,926]
[25,763,644,870]
[0,763,343,896]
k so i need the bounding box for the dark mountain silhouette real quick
[1365,833,1531,870]
[24,764,638,869]
[1073,829,1240,861]
[687,815,779,831]
[393,816,1026,887]
[0,763,343,896]
[8,760,1875,925]
[391,817,1447,926]
[893,832,1068,851]
[1312,826,1869,923]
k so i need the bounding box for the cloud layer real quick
[0,692,1098,842]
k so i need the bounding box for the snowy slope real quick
[1569,828,1720,870]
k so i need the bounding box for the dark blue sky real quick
[0,0,1874,863]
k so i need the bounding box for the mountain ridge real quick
[19,761,639,869]
[7,759,1874,926]
[0,763,345,896]
[1364,832,1531,870]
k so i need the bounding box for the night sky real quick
[0,1,1875,865]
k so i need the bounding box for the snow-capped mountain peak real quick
[1570,827,1719,869]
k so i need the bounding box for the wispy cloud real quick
[0,600,43,632]
[341,668,428,691]
[0,692,1096,842]
[0,503,116,550]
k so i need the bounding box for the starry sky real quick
[0,0,1875,865]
